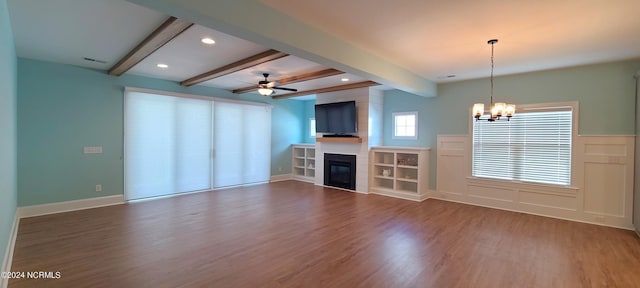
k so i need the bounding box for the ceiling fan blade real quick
[273,87,298,92]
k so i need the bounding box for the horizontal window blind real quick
[472,109,572,186]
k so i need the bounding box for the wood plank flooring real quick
[9,181,640,287]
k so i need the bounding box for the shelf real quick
[316,137,362,143]
[374,163,394,167]
[370,147,429,200]
[375,175,394,180]
[397,165,418,169]
[292,144,317,183]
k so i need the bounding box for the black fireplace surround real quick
[324,153,356,190]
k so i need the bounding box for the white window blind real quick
[125,91,212,200]
[472,108,572,186]
[213,101,271,188]
[125,89,272,200]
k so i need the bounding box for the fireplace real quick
[324,153,356,190]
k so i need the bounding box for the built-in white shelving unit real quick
[292,144,316,183]
[369,146,430,201]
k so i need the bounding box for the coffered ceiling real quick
[8,0,640,99]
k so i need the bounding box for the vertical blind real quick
[125,90,271,200]
[472,108,573,186]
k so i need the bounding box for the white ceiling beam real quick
[272,81,379,99]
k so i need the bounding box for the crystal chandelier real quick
[472,39,515,121]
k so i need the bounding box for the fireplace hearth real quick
[324,153,356,190]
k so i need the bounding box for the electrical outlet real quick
[95,184,102,192]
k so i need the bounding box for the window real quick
[310,118,316,138]
[393,112,418,139]
[472,104,574,186]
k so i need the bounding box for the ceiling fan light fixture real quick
[258,87,273,96]
[201,37,215,45]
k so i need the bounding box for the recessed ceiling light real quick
[201,37,215,45]
[341,78,350,82]
[156,63,169,69]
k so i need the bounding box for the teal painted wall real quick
[0,0,18,269]
[302,100,316,144]
[384,59,640,189]
[17,58,304,206]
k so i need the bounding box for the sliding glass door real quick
[124,89,271,201]
[213,101,271,188]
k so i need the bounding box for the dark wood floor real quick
[9,181,640,287]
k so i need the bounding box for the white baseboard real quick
[270,174,293,182]
[370,190,428,202]
[429,194,634,230]
[1,213,19,288]
[18,195,125,219]
[313,183,369,195]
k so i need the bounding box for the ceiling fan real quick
[257,73,297,96]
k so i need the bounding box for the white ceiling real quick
[260,0,640,81]
[8,0,640,99]
[8,0,167,70]
[127,24,268,83]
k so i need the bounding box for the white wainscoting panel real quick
[435,134,634,229]
[436,135,469,200]
[578,136,634,227]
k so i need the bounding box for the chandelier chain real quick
[472,38,514,122]
[490,41,494,106]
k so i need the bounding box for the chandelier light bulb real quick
[505,104,516,118]
[472,103,484,120]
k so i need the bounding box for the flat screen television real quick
[314,101,357,135]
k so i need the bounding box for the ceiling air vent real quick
[82,57,107,64]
